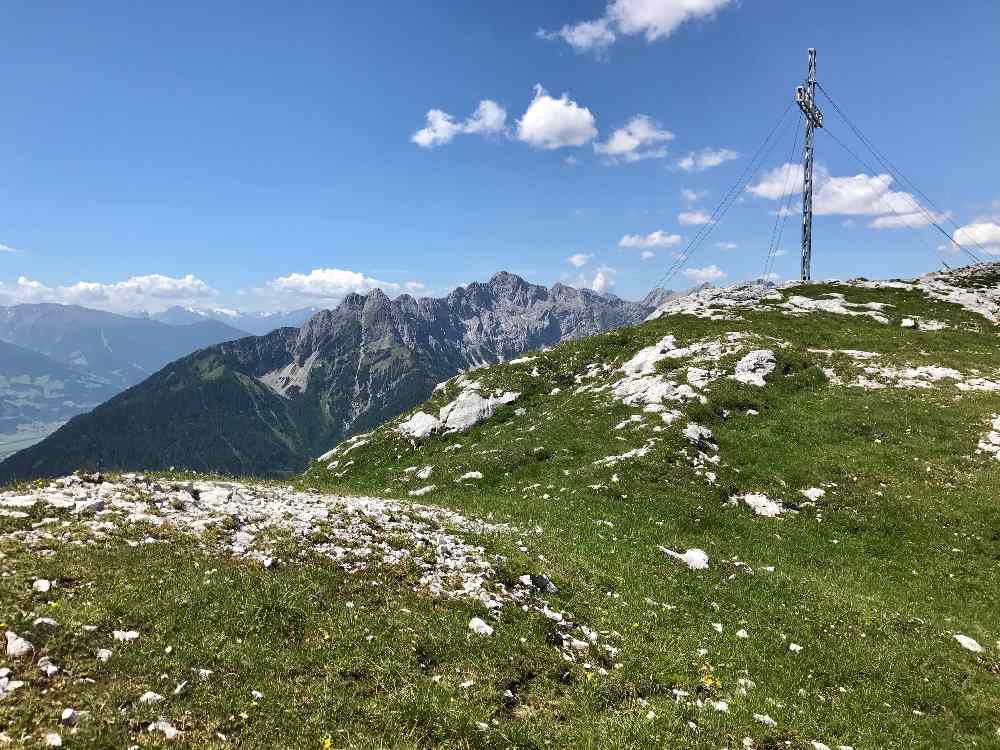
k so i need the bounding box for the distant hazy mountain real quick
[0,304,249,459]
[145,305,321,335]
[1,273,658,481]
[0,340,121,460]
[0,304,250,389]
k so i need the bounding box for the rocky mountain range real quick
[0,273,667,480]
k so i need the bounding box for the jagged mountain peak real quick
[1,272,661,481]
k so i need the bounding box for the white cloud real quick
[567,253,593,268]
[265,268,423,303]
[746,163,803,199]
[678,210,711,225]
[542,0,734,53]
[681,188,707,203]
[0,243,16,253]
[682,264,725,283]
[619,230,682,248]
[412,99,507,148]
[952,221,1000,255]
[538,19,616,53]
[575,265,617,292]
[748,163,950,230]
[0,273,216,313]
[676,147,738,172]
[714,241,737,250]
[517,85,597,150]
[589,266,616,292]
[869,211,947,229]
[594,115,674,163]
[641,250,655,260]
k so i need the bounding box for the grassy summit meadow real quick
[2,271,999,748]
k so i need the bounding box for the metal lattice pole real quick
[796,48,823,281]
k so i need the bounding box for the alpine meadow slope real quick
[0,273,660,482]
[1,263,997,748]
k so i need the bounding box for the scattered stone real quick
[32,579,52,593]
[732,492,786,517]
[147,719,181,739]
[954,634,983,653]
[60,708,76,726]
[659,547,709,570]
[139,691,164,705]
[96,648,112,662]
[38,656,60,677]
[397,411,441,438]
[4,632,33,659]
[468,617,494,636]
[732,349,776,386]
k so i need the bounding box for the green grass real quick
[2,281,998,748]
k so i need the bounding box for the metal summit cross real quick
[795,48,823,281]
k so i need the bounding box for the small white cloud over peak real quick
[412,99,507,148]
[266,268,424,303]
[589,266,616,292]
[594,115,674,163]
[714,241,737,250]
[517,85,597,150]
[567,253,593,268]
[678,210,711,225]
[575,265,616,292]
[676,147,738,172]
[0,243,16,253]
[619,230,682,248]
[0,273,216,313]
[641,250,655,260]
[682,265,725,283]
[541,0,734,54]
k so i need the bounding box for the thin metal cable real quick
[763,114,803,278]
[652,101,795,290]
[816,82,984,262]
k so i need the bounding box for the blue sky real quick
[1,1,997,312]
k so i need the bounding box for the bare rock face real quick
[2,273,661,481]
